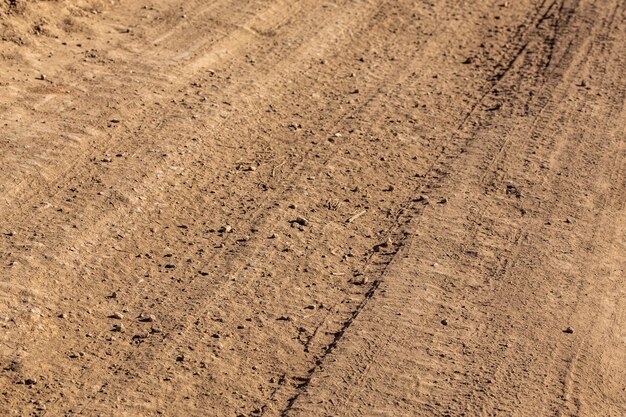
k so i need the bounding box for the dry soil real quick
[0,1,625,416]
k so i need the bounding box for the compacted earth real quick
[0,1,624,416]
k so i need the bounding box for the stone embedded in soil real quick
[373,238,393,252]
[441,319,449,326]
[564,326,574,334]
[351,275,369,285]
[24,378,37,386]
[218,225,233,233]
[112,323,125,332]
[138,313,155,323]
[109,312,124,319]
[292,216,309,226]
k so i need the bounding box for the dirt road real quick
[1,1,624,416]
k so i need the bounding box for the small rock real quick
[36,74,46,81]
[218,225,233,233]
[293,216,309,226]
[351,275,369,286]
[112,323,125,332]
[24,378,37,386]
[441,319,448,326]
[506,184,522,198]
[373,238,393,252]
[413,195,430,204]
[110,312,124,320]
[138,313,155,323]
[563,326,574,334]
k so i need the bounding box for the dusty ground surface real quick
[0,0,625,416]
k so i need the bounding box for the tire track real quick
[282,0,624,414]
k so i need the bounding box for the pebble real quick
[112,323,125,332]
[110,312,124,320]
[414,194,430,205]
[138,313,155,323]
[24,378,37,386]
[293,216,309,226]
[351,276,369,286]
[373,238,393,252]
[441,319,448,326]
[218,225,233,233]
[564,326,574,334]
